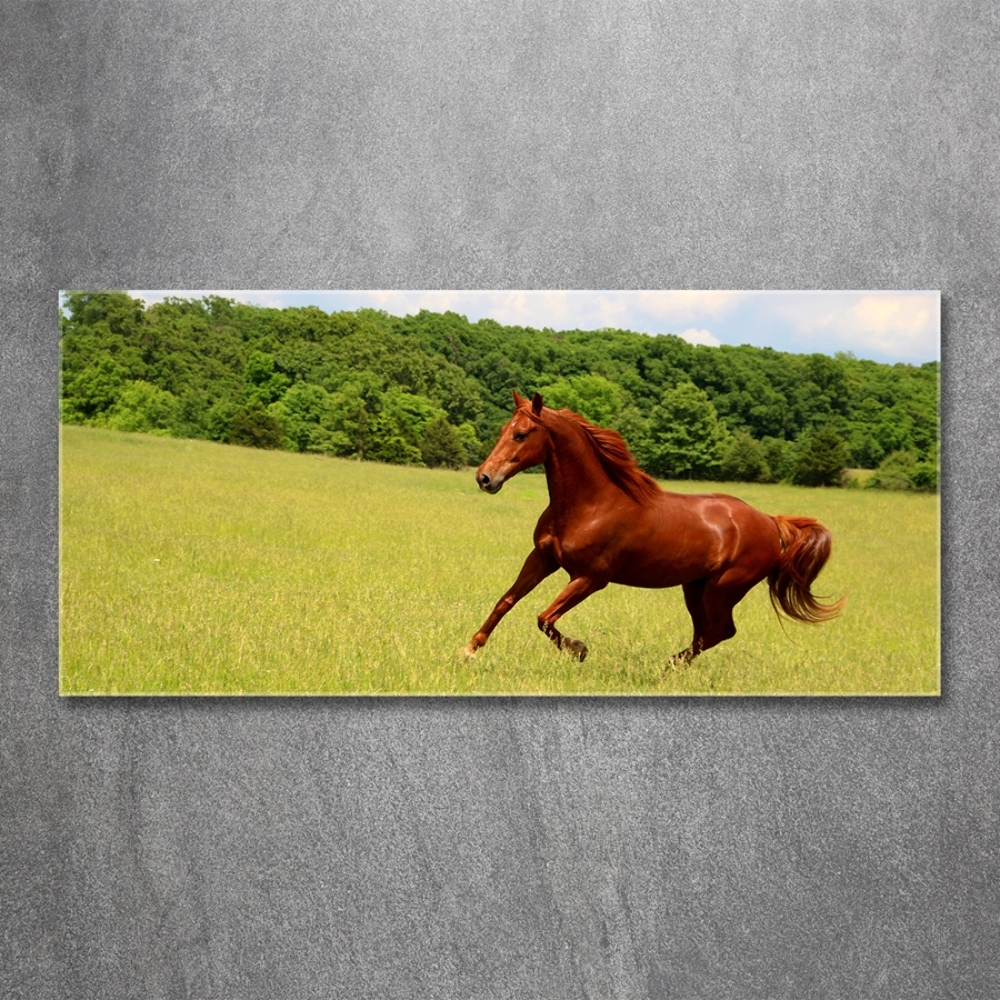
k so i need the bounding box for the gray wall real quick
[3,3,997,997]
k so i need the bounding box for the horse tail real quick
[768,516,845,624]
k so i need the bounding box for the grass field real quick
[60,426,940,696]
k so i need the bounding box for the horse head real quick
[475,391,548,493]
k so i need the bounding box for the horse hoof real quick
[564,638,588,662]
[462,643,478,660]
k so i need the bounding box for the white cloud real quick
[635,290,750,324]
[122,289,938,363]
[356,290,621,331]
[361,290,461,316]
[851,295,937,353]
[768,291,939,361]
[677,328,721,347]
[124,289,747,340]
[464,290,749,331]
[354,290,749,335]
[455,291,582,330]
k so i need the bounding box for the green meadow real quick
[60,426,939,696]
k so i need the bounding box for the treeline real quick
[60,292,939,490]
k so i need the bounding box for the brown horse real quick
[464,391,843,665]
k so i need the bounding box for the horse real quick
[464,391,843,666]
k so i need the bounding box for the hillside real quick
[60,292,939,485]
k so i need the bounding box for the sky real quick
[125,290,941,365]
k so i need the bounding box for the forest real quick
[60,292,939,489]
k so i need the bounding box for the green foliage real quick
[62,291,144,343]
[61,357,127,422]
[227,400,283,449]
[245,350,291,404]
[867,449,939,492]
[537,373,625,427]
[644,383,732,479]
[323,382,371,458]
[457,422,485,465]
[720,431,770,483]
[362,388,439,465]
[760,437,797,483]
[365,430,423,466]
[612,405,652,466]
[204,400,239,442]
[59,293,938,486]
[420,413,466,469]
[269,382,330,451]
[102,380,179,435]
[793,426,851,487]
[911,464,938,491]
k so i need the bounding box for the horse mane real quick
[552,409,662,506]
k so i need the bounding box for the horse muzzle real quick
[476,471,504,494]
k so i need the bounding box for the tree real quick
[760,437,796,483]
[173,388,211,439]
[360,388,439,464]
[866,449,937,492]
[58,294,939,482]
[271,382,331,452]
[843,424,885,469]
[536,374,624,427]
[320,381,374,458]
[792,426,850,487]
[720,432,770,482]
[378,388,440,443]
[613,406,651,469]
[457,422,485,465]
[645,382,732,479]
[227,400,283,449]
[204,400,239,442]
[910,463,938,491]
[866,450,917,490]
[244,350,291,404]
[61,290,144,339]
[61,358,126,422]
[102,380,179,435]
[912,442,939,491]
[365,425,423,465]
[872,406,916,457]
[420,413,466,468]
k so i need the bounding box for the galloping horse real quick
[464,391,843,665]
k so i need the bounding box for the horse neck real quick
[542,415,612,517]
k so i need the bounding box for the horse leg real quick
[464,547,558,657]
[536,576,606,661]
[670,575,755,668]
[671,579,710,667]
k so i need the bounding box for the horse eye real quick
[513,431,527,442]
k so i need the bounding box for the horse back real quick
[610,490,781,588]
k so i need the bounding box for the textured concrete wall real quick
[3,2,998,997]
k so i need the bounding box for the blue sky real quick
[125,290,940,365]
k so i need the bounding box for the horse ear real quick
[512,390,527,409]
[531,392,544,415]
